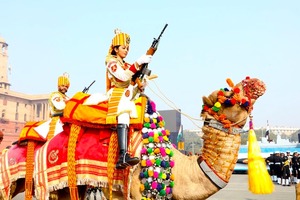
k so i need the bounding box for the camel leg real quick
[102,187,124,200]
[11,179,25,199]
[50,186,88,200]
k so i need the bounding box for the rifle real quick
[132,24,168,83]
[82,80,96,93]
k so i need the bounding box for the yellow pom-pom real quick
[154,148,160,154]
[144,117,150,123]
[154,137,160,143]
[141,160,147,167]
[214,102,221,108]
[166,130,170,135]
[148,170,154,177]
[165,148,171,155]
[163,136,169,141]
[143,138,149,144]
[140,184,145,191]
[170,174,175,180]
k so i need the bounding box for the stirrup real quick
[115,153,139,169]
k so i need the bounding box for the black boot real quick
[116,124,140,169]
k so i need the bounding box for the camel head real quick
[201,76,266,128]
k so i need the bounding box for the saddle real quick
[62,91,147,128]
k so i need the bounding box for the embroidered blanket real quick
[0,143,44,199]
[34,125,142,200]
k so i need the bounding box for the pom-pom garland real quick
[140,100,174,199]
[202,79,251,128]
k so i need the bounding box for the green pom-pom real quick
[165,161,170,168]
[155,159,162,166]
[169,151,174,157]
[147,148,153,153]
[169,181,174,187]
[148,137,154,143]
[212,106,220,112]
[159,190,166,196]
[144,171,149,178]
[144,122,151,128]
[144,182,150,190]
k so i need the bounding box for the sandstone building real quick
[0,36,49,150]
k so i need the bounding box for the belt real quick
[51,113,63,117]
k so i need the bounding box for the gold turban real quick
[57,72,70,88]
[108,29,130,54]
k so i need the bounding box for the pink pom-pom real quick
[151,181,158,189]
[146,159,153,166]
[166,187,171,194]
[150,123,156,129]
[148,131,154,137]
[160,147,166,156]
[153,171,159,178]
[159,136,164,142]
[170,160,175,167]
[141,148,147,154]
[158,116,163,121]
[150,101,156,112]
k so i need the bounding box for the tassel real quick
[247,115,274,194]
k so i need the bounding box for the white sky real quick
[1,1,300,130]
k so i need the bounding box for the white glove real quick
[136,54,152,65]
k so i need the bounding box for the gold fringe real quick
[248,129,274,194]
[25,141,35,200]
[67,124,81,200]
[47,117,59,140]
[107,131,118,200]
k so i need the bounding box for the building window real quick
[15,113,19,120]
[1,110,5,118]
[36,103,41,118]
[24,114,27,122]
[16,102,19,112]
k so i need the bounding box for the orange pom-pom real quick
[226,78,235,88]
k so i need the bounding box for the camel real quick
[0,76,266,200]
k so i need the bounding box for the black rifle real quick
[132,24,168,82]
[82,80,95,93]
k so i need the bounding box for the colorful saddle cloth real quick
[34,124,142,200]
[0,142,45,199]
[0,120,47,199]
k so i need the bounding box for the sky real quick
[1,1,300,130]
